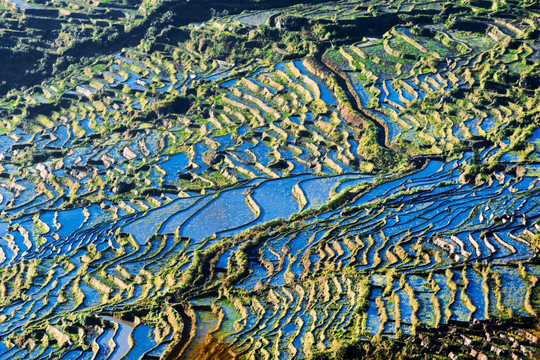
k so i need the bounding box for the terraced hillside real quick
[0,0,538,359]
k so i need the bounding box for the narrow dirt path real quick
[316,50,406,154]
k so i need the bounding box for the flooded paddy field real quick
[0,0,538,359]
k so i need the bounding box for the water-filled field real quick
[0,0,537,359]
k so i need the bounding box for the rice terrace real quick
[0,0,538,358]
